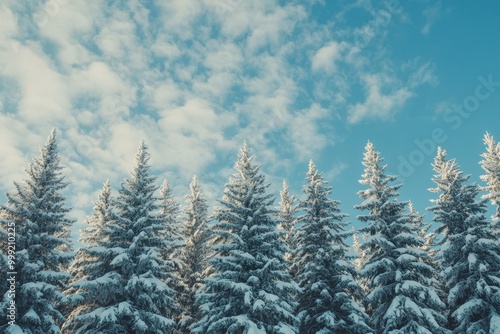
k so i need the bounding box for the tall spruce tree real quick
[408,202,438,261]
[480,132,500,233]
[0,130,74,334]
[158,179,182,262]
[429,148,500,333]
[191,143,298,334]
[62,180,126,333]
[292,160,372,334]
[352,230,367,271]
[178,175,212,333]
[65,142,178,333]
[113,141,178,332]
[356,141,448,334]
[157,179,184,329]
[277,180,298,264]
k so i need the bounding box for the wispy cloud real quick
[421,1,441,35]
[347,73,413,124]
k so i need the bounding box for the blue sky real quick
[1,0,499,243]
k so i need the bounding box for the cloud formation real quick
[0,0,439,242]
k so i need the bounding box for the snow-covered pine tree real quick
[66,142,178,333]
[356,141,448,334]
[352,229,371,297]
[277,180,298,264]
[408,201,437,260]
[407,201,446,318]
[429,147,500,333]
[158,179,185,321]
[191,143,298,334]
[292,160,372,334]
[177,175,212,333]
[480,132,500,233]
[0,130,74,334]
[62,180,127,333]
[112,141,179,332]
[352,230,364,271]
[158,179,182,262]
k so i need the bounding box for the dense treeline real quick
[0,129,499,334]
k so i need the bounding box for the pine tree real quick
[292,160,372,334]
[65,142,178,333]
[408,202,437,260]
[277,180,298,264]
[480,132,500,232]
[177,175,212,333]
[0,130,74,334]
[352,229,365,271]
[191,143,298,334]
[352,229,371,298]
[407,201,446,317]
[429,148,500,333]
[356,141,448,334]
[113,141,178,332]
[62,180,127,333]
[158,179,182,261]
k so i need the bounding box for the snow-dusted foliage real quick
[177,175,212,333]
[157,178,184,328]
[0,130,74,333]
[408,202,438,261]
[292,160,372,334]
[352,230,366,271]
[158,179,183,261]
[64,142,178,333]
[429,147,500,333]
[277,180,298,264]
[62,181,125,333]
[192,143,298,334]
[356,142,448,334]
[480,132,500,232]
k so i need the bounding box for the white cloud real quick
[245,4,306,53]
[157,0,204,40]
[0,2,18,37]
[204,42,244,73]
[4,42,74,126]
[151,40,182,60]
[156,97,237,175]
[348,73,413,123]
[96,14,136,59]
[36,0,98,70]
[0,115,33,190]
[408,61,438,88]
[72,61,127,96]
[108,122,148,170]
[288,104,330,160]
[311,41,343,74]
[325,162,348,182]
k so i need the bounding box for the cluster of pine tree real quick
[0,129,499,334]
